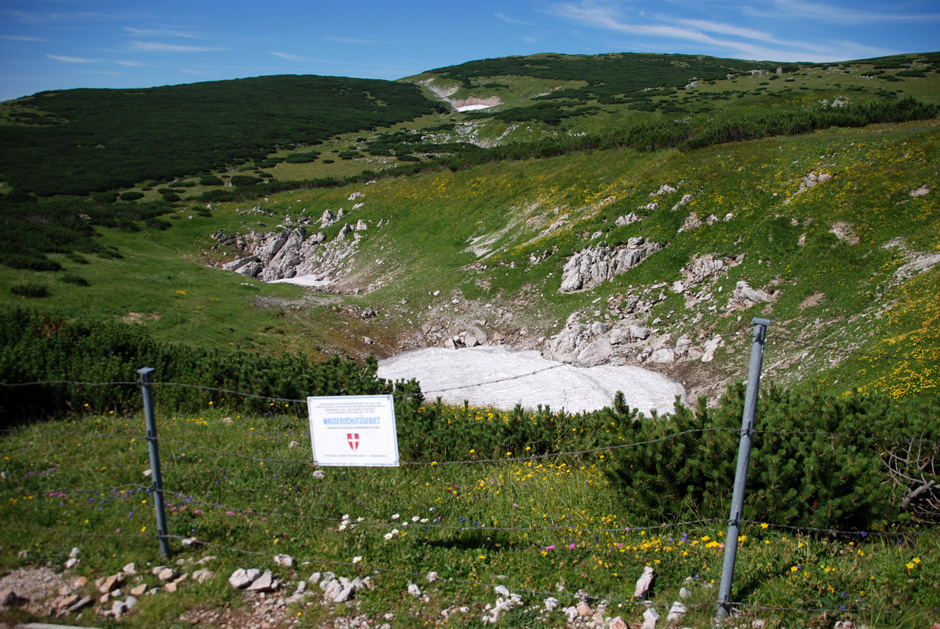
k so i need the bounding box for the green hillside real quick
[0,75,441,196]
[0,51,938,401]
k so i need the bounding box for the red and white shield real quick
[347,433,360,450]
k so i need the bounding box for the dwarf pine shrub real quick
[605,385,940,530]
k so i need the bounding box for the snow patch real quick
[377,346,685,415]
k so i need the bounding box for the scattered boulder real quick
[66,595,93,614]
[98,574,124,594]
[671,194,693,211]
[830,221,859,245]
[228,568,261,589]
[246,570,277,592]
[730,281,776,310]
[678,212,702,232]
[615,212,641,226]
[192,569,215,584]
[129,583,148,597]
[666,601,687,622]
[640,606,660,629]
[701,335,725,363]
[609,617,629,629]
[634,566,655,598]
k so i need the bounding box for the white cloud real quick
[495,12,536,26]
[323,35,381,45]
[766,0,940,24]
[124,27,200,39]
[116,60,144,67]
[546,0,899,61]
[46,54,94,63]
[2,9,113,25]
[0,35,49,43]
[130,41,225,53]
[671,18,771,41]
[270,51,324,63]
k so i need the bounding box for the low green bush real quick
[230,175,262,187]
[199,175,224,186]
[604,385,940,530]
[9,283,49,298]
[57,273,89,286]
[0,308,419,425]
[284,151,319,163]
[119,191,144,201]
[4,255,62,272]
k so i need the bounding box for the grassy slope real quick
[2,409,938,628]
[2,116,937,400]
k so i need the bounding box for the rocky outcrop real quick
[785,170,832,205]
[216,222,365,288]
[559,237,661,293]
[543,251,765,369]
[615,212,641,226]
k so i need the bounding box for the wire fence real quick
[2,333,939,625]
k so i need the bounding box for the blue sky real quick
[1,0,938,102]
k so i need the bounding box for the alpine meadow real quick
[1,52,939,628]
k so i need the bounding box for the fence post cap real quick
[751,318,771,327]
[137,367,155,376]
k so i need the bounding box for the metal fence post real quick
[717,317,770,621]
[138,367,170,558]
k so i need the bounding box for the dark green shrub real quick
[605,385,939,530]
[285,151,320,163]
[0,308,419,424]
[65,253,89,265]
[200,189,237,202]
[92,192,117,204]
[119,191,144,201]
[230,175,262,187]
[174,180,196,187]
[58,273,89,286]
[10,283,49,298]
[161,193,181,202]
[199,175,224,186]
[4,255,62,272]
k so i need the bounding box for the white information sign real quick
[307,395,399,467]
